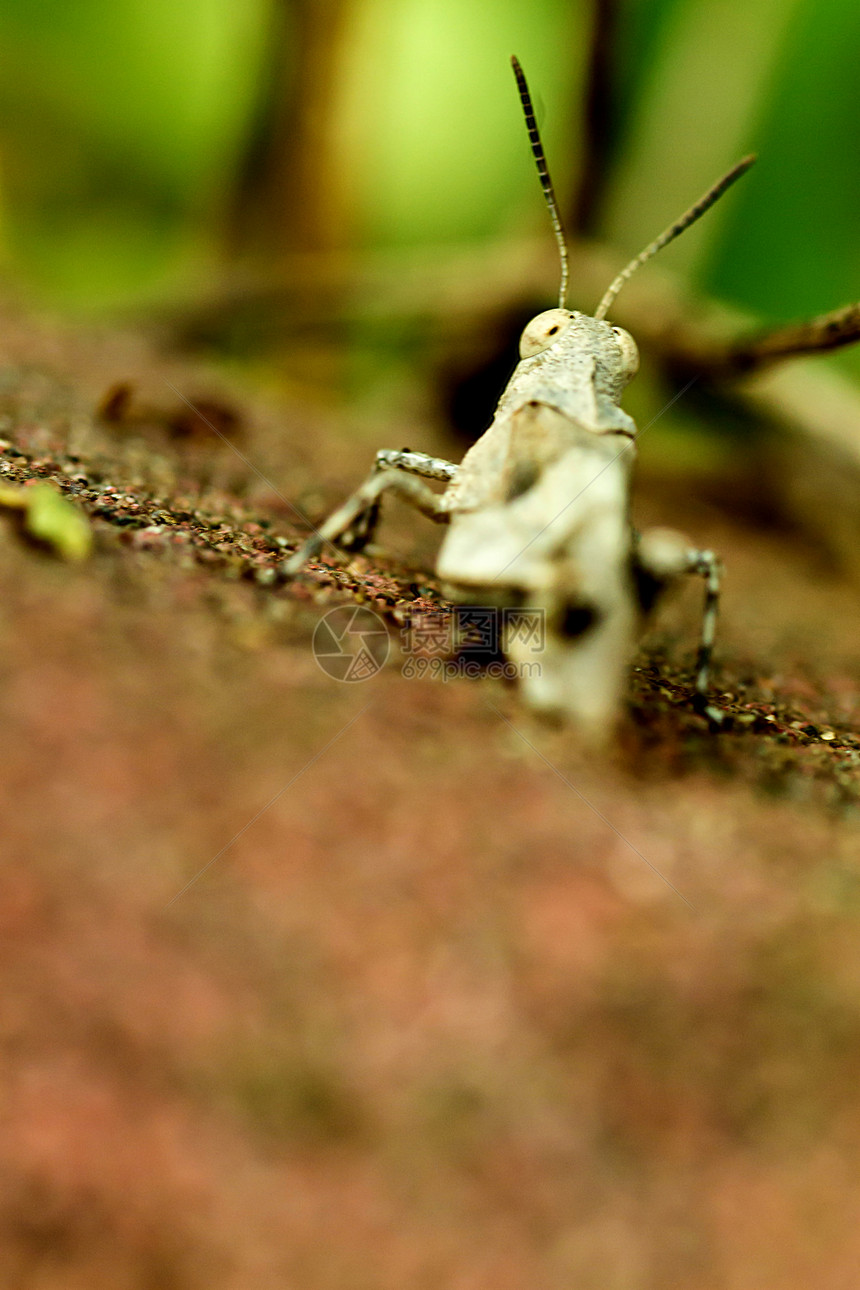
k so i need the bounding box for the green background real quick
[1,0,858,355]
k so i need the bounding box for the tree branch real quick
[699,302,860,376]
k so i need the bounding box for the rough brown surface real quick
[3,305,860,1289]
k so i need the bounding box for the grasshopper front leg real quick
[339,450,458,552]
[281,459,452,579]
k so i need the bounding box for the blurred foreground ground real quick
[2,305,860,1289]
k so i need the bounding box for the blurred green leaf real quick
[1,0,859,356]
[0,483,93,561]
[0,0,273,303]
[705,0,860,322]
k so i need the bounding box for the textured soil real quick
[3,303,860,1289]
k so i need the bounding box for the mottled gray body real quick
[283,305,721,735]
[433,310,641,728]
[282,59,745,733]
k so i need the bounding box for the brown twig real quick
[151,242,860,397]
[703,302,860,376]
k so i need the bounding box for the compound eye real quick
[611,325,639,378]
[519,308,571,359]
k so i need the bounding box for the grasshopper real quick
[284,57,754,735]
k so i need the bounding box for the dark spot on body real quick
[559,604,598,639]
[631,561,665,615]
[505,460,540,501]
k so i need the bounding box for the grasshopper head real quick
[517,309,640,402]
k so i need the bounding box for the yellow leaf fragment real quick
[0,482,92,561]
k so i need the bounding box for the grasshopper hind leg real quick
[688,549,721,709]
[634,528,724,725]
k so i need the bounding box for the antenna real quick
[511,56,569,310]
[594,154,756,320]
